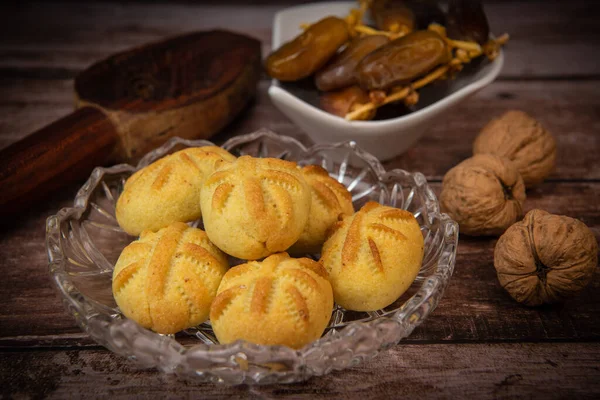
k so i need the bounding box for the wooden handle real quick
[0,106,119,217]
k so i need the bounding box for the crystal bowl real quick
[46,129,458,385]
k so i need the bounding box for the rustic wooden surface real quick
[0,1,599,398]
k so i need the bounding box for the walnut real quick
[494,209,598,306]
[473,110,557,187]
[440,154,526,236]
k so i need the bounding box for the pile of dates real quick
[266,0,501,120]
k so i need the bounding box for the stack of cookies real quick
[112,146,424,349]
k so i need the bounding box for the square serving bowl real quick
[268,1,504,160]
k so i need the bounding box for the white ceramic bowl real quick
[268,1,504,160]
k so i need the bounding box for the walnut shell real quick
[440,154,526,236]
[473,110,556,187]
[494,209,598,306]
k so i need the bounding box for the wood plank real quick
[0,1,599,79]
[0,186,88,344]
[409,181,600,342]
[1,181,598,346]
[2,78,599,180]
[384,81,600,182]
[0,1,598,396]
[1,343,599,398]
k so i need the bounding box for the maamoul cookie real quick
[210,253,333,349]
[320,201,424,311]
[200,156,311,260]
[288,165,354,255]
[116,146,236,236]
[112,222,229,334]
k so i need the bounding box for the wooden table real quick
[1,1,599,398]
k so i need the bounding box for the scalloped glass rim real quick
[46,129,458,385]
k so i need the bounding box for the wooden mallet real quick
[0,30,261,217]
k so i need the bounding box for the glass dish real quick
[46,129,458,385]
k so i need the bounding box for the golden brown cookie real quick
[116,146,236,236]
[288,165,354,255]
[200,156,311,260]
[112,222,229,334]
[320,201,424,311]
[210,253,333,349]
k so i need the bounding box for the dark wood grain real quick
[3,78,599,180]
[0,30,261,215]
[1,1,599,79]
[0,1,599,398]
[227,80,600,182]
[0,106,118,218]
[2,343,599,398]
[1,182,597,346]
